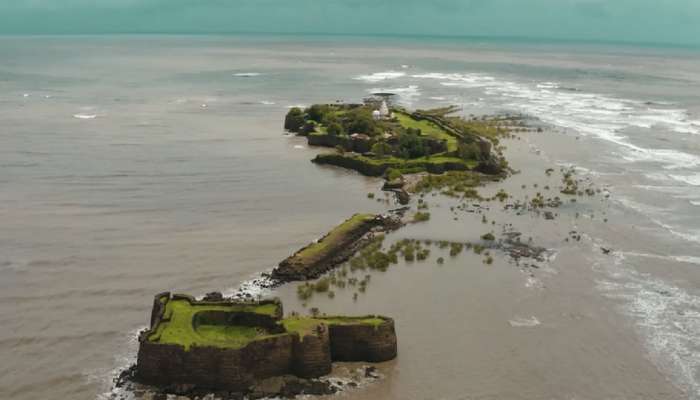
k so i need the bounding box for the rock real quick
[153,393,167,400]
[202,291,224,302]
[387,189,410,205]
[364,366,378,378]
[474,158,502,175]
[382,178,404,190]
[544,211,555,220]
[168,383,196,395]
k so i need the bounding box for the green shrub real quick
[327,122,344,136]
[284,107,305,132]
[297,283,314,300]
[307,104,329,123]
[314,278,330,293]
[457,141,482,161]
[481,233,495,241]
[386,168,403,181]
[413,212,431,222]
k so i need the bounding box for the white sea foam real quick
[614,196,700,244]
[508,316,541,327]
[95,326,145,400]
[293,145,305,149]
[408,71,700,170]
[621,251,700,266]
[597,253,700,399]
[669,173,700,186]
[233,72,262,77]
[73,113,97,120]
[260,100,276,105]
[355,71,406,83]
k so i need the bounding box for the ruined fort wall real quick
[291,327,332,378]
[326,318,398,363]
[137,334,294,391]
[137,294,398,392]
[273,215,380,281]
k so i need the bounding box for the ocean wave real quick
[621,251,700,266]
[669,173,700,186]
[260,100,275,105]
[614,196,700,244]
[597,253,700,399]
[408,71,700,170]
[73,113,97,120]
[508,316,541,327]
[355,71,406,83]
[233,72,261,77]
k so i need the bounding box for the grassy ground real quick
[148,299,280,350]
[292,214,376,264]
[283,316,386,336]
[394,111,458,152]
[147,298,386,348]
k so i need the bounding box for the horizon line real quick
[0,31,698,50]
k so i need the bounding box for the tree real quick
[307,104,328,123]
[371,142,392,157]
[284,107,305,132]
[457,141,482,161]
[344,108,376,135]
[398,131,427,159]
[327,122,344,136]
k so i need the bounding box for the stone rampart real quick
[136,294,398,393]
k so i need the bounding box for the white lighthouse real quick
[379,100,390,118]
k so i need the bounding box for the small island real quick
[135,293,397,395]
[284,96,509,178]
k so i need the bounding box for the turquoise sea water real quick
[1,35,699,399]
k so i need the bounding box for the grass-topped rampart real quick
[273,213,385,281]
[136,293,398,392]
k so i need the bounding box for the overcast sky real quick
[1,0,698,46]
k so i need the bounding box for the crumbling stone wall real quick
[273,215,382,281]
[291,325,332,378]
[136,294,398,392]
[325,318,398,362]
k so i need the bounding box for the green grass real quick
[293,214,375,263]
[282,316,385,337]
[395,112,458,152]
[148,299,281,350]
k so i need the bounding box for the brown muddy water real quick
[1,36,700,400]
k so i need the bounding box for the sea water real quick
[1,35,699,399]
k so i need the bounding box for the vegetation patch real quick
[147,299,280,350]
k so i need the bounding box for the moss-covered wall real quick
[273,214,381,281]
[136,294,398,392]
[325,318,398,362]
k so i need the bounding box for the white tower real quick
[379,100,389,118]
